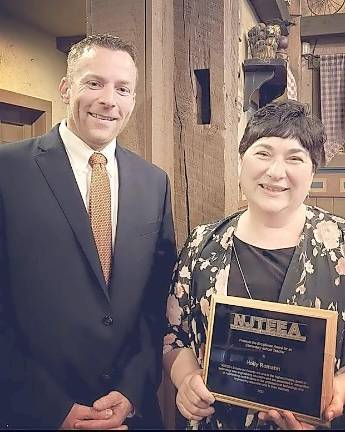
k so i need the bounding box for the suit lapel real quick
[34,127,109,300]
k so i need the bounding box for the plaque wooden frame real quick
[203,295,337,427]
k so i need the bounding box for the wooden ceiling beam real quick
[248,0,291,23]
[301,14,345,41]
[56,35,86,54]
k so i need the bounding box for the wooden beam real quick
[301,14,345,40]
[145,0,175,205]
[0,89,52,113]
[56,35,86,54]
[248,0,291,23]
[0,89,52,130]
[86,0,146,159]
[173,0,240,245]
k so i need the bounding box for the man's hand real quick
[60,403,113,429]
[73,391,133,430]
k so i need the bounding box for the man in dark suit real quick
[0,34,176,430]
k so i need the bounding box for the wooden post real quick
[146,0,175,201]
[173,0,240,246]
[87,0,241,426]
[86,0,175,200]
[87,0,147,158]
[288,0,302,99]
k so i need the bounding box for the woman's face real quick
[239,136,314,217]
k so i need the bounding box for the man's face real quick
[59,46,136,150]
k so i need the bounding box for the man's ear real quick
[59,77,70,105]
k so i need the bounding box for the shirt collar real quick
[59,119,117,173]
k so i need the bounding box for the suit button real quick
[101,371,112,381]
[102,315,113,326]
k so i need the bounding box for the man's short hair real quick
[67,33,137,80]
[239,100,326,170]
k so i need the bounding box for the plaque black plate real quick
[203,295,337,426]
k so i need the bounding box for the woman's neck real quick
[235,205,307,249]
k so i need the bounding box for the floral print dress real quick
[164,206,345,430]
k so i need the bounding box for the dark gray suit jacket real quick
[0,125,176,429]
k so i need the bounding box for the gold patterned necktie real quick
[88,152,112,285]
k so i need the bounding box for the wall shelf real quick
[243,58,287,111]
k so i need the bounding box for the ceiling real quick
[0,0,86,37]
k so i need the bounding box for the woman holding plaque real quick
[163,101,345,430]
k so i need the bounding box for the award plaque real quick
[203,295,337,426]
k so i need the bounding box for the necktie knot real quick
[89,152,107,167]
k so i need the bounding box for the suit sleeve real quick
[115,174,176,417]
[0,191,73,429]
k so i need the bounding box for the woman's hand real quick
[176,369,215,421]
[258,410,315,430]
[258,371,345,429]
[324,370,345,422]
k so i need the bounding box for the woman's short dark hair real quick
[239,101,326,170]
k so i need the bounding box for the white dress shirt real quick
[59,120,118,249]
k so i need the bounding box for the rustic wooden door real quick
[0,121,32,144]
